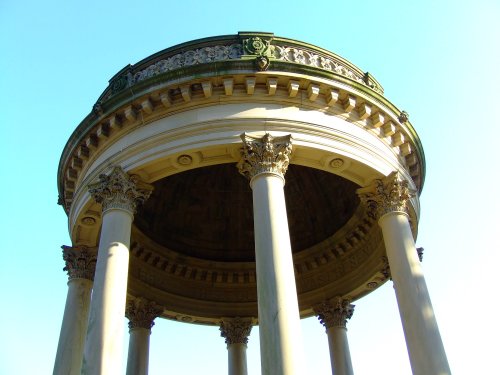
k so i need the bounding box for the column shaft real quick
[251,173,304,375]
[53,278,93,375]
[126,328,151,375]
[82,208,133,374]
[380,211,450,375]
[326,327,353,375]
[227,343,248,375]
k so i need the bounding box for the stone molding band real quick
[62,245,97,281]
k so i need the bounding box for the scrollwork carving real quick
[130,44,243,84]
[108,38,382,97]
[237,133,292,180]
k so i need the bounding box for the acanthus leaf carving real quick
[220,317,253,345]
[88,166,153,215]
[314,297,355,329]
[237,133,292,180]
[62,245,97,281]
[125,297,163,330]
[356,172,416,219]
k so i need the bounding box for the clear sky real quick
[1,1,499,374]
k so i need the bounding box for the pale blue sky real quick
[1,1,499,374]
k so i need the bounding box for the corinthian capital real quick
[88,166,153,215]
[125,298,163,330]
[62,245,97,281]
[356,172,416,219]
[314,297,355,329]
[237,133,292,180]
[220,317,254,345]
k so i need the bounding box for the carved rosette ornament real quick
[62,245,97,281]
[357,172,416,219]
[88,166,153,215]
[125,298,163,330]
[314,297,355,329]
[237,133,292,181]
[242,36,272,56]
[220,318,253,345]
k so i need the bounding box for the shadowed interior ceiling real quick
[134,164,360,262]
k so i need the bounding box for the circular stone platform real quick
[58,32,424,325]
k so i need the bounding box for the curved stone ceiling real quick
[134,164,360,262]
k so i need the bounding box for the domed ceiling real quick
[134,163,360,262]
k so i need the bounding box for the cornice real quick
[58,33,426,213]
[58,72,425,213]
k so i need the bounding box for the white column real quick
[220,318,253,375]
[82,167,153,375]
[358,172,451,375]
[53,246,97,375]
[125,298,163,375]
[238,133,305,375]
[314,298,355,375]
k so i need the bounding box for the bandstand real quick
[55,32,450,375]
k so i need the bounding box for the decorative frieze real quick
[357,172,416,219]
[314,297,355,329]
[62,245,97,281]
[237,133,292,180]
[88,167,153,215]
[117,40,382,94]
[130,44,244,85]
[220,318,253,345]
[125,298,163,330]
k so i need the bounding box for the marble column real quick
[53,246,97,375]
[314,298,355,375]
[220,318,253,375]
[82,167,153,375]
[238,133,305,375]
[125,298,163,375]
[358,172,451,375]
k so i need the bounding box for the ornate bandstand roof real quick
[58,32,425,325]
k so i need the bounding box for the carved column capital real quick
[237,133,292,180]
[220,317,253,345]
[357,172,416,219]
[381,256,392,280]
[125,298,163,330]
[417,247,424,262]
[62,245,97,281]
[88,166,153,215]
[314,297,355,329]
